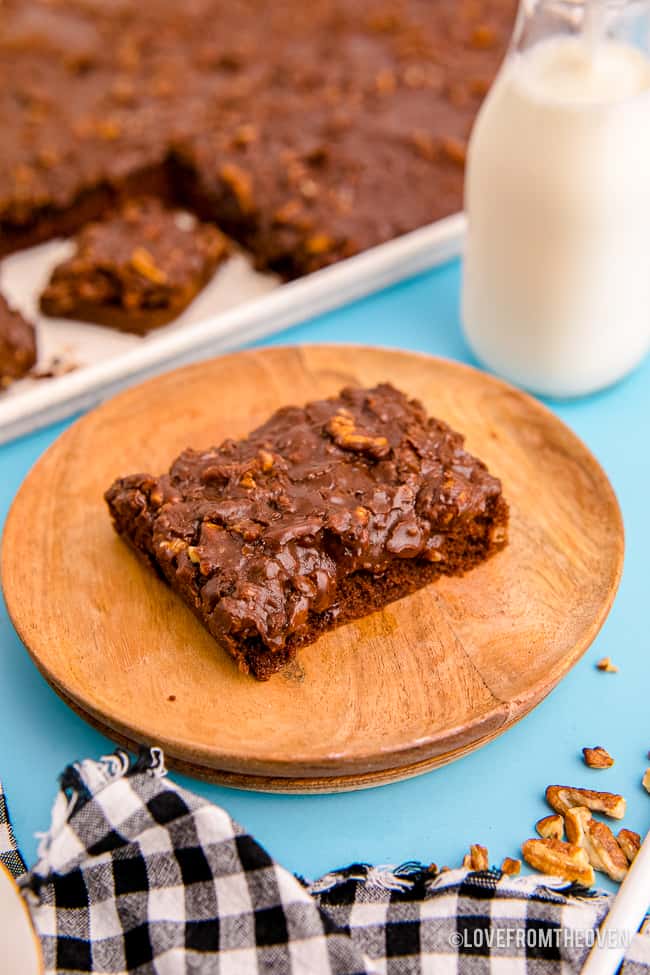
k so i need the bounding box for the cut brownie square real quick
[39,198,230,334]
[105,383,508,680]
[0,294,37,387]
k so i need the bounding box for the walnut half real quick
[565,807,628,883]
[522,838,594,887]
[546,785,626,819]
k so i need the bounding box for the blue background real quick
[1,258,648,893]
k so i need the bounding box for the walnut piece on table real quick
[470,844,489,871]
[536,814,564,840]
[501,857,521,876]
[583,746,615,769]
[462,845,490,871]
[617,829,641,864]
[522,838,594,887]
[546,785,626,819]
[596,656,619,673]
[565,807,628,883]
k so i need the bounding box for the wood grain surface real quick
[1,346,624,792]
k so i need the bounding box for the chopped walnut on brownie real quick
[39,198,230,334]
[106,383,508,679]
[0,294,37,387]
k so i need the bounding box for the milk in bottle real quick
[462,0,650,397]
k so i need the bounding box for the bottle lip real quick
[519,0,650,20]
[526,0,649,8]
[512,0,650,54]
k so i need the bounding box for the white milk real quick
[462,34,650,397]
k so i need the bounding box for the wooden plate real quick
[1,346,624,792]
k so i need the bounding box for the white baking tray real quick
[0,212,465,445]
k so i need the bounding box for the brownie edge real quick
[105,383,508,679]
[0,295,37,385]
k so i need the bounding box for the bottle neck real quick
[511,0,650,56]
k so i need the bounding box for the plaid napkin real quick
[2,749,649,975]
[0,777,26,879]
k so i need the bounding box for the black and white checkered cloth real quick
[2,749,649,974]
[0,776,26,879]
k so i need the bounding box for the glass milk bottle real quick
[462,0,650,397]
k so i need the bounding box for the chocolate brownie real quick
[0,295,37,386]
[40,198,230,334]
[105,384,508,679]
[0,1,517,275]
